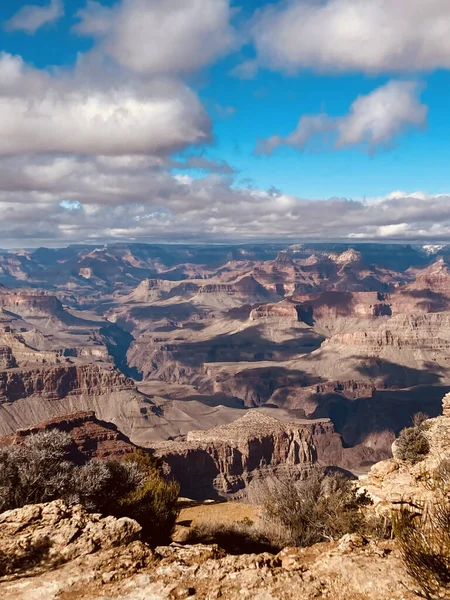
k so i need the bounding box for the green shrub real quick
[118,468,180,545]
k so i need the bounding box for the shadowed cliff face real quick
[151,411,386,500]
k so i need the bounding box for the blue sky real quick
[0,0,450,245]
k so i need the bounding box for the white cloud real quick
[229,59,259,80]
[0,155,450,244]
[76,0,237,75]
[0,53,210,157]
[336,81,428,148]
[250,0,450,74]
[258,81,427,154]
[5,0,64,34]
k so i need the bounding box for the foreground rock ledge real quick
[0,501,417,600]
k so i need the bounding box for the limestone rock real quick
[360,392,450,512]
[152,411,318,499]
[0,364,134,404]
[0,517,415,600]
[0,500,142,575]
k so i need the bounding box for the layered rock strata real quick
[152,411,381,500]
[0,411,137,462]
[0,364,134,403]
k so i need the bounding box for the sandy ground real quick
[176,501,261,529]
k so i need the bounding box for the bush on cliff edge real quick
[0,433,179,546]
[395,413,430,465]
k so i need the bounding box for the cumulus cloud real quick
[250,0,450,74]
[258,81,427,154]
[0,154,449,245]
[0,53,210,156]
[5,0,64,34]
[75,0,237,75]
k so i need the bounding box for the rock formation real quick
[152,411,382,500]
[360,392,450,513]
[0,364,134,403]
[0,411,137,462]
[0,500,142,575]
[2,242,450,484]
[0,500,417,600]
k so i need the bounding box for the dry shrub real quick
[262,467,370,547]
[396,428,430,465]
[412,412,430,429]
[393,458,450,598]
[396,413,431,465]
[0,430,74,512]
[0,434,179,547]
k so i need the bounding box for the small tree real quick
[0,431,73,512]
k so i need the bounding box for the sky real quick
[0,0,450,247]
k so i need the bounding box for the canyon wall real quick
[152,411,385,500]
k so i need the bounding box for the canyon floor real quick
[1,242,450,497]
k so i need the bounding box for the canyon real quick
[1,242,450,495]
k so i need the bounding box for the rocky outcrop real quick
[0,326,62,367]
[249,301,300,321]
[360,392,450,512]
[293,291,393,321]
[408,258,450,295]
[0,411,137,461]
[0,364,134,403]
[0,500,142,575]
[329,313,450,352]
[0,292,66,320]
[0,347,16,369]
[129,278,179,303]
[199,275,269,297]
[334,248,363,265]
[0,501,415,600]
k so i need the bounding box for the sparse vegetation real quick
[262,468,374,547]
[181,468,389,554]
[395,413,430,465]
[393,459,450,598]
[0,430,74,511]
[185,520,280,554]
[0,432,179,545]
